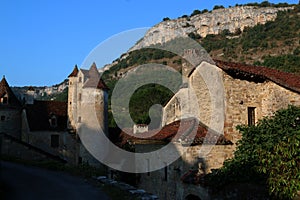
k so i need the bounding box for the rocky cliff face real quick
[132,6,293,50]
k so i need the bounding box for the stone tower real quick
[67,63,109,135]
[0,76,22,139]
[67,65,79,130]
[25,86,35,105]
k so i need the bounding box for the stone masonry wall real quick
[137,143,235,200]
[0,109,21,139]
[223,72,300,144]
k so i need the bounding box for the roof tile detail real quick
[119,118,232,146]
[214,60,300,94]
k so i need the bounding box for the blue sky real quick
[0,0,297,86]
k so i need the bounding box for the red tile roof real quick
[214,60,300,94]
[119,118,232,146]
[68,65,79,77]
[25,100,67,131]
[0,77,21,108]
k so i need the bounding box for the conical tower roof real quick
[84,62,101,88]
[0,76,21,107]
[68,65,79,77]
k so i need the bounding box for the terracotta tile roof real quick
[119,118,232,146]
[25,100,67,131]
[0,77,21,108]
[214,60,300,94]
[68,65,79,77]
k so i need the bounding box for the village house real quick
[0,63,109,167]
[1,49,300,199]
[118,49,300,200]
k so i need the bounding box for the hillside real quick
[103,3,300,127]
[201,4,300,74]
[26,3,300,126]
[131,3,293,50]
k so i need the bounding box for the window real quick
[1,94,8,104]
[164,166,168,181]
[2,97,8,104]
[49,115,57,128]
[78,116,81,123]
[1,116,5,121]
[78,93,82,101]
[248,107,256,126]
[79,77,82,82]
[51,135,59,148]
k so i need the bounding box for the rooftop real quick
[0,76,21,108]
[214,60,300,94]
[25,100,68,131]
[119,118,232,146]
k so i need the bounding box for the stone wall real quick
[0,133,65,163]
[222,72,300,144]
[136,143,234,200]
[68,75,78,129]
[0,109,21,139]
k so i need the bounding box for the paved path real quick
[0,161,109,200]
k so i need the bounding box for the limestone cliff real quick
[131,6,293,50]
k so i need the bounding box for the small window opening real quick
[248,107,256,126]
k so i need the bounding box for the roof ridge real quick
[214,59,300,94]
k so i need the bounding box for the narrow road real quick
[0,161,109,200]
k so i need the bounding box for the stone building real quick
[67,63,109,165]
[1,63,109,166]
[119,50,300,199]
[0,76,22,139]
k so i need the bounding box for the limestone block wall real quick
[222,72,300,144]
[162,62,225,133]
[0,109,21,139]
[0,133,65,163]
[25,131,77,164]
[68,76,78,129]
[136,143,234,200]
[80,88,108,135]
[189,66,212,127]
[261,81,300,116]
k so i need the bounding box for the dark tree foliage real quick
[207,105,300,199]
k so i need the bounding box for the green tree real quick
[207,105,300,199]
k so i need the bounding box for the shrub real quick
[207,105,300,199]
